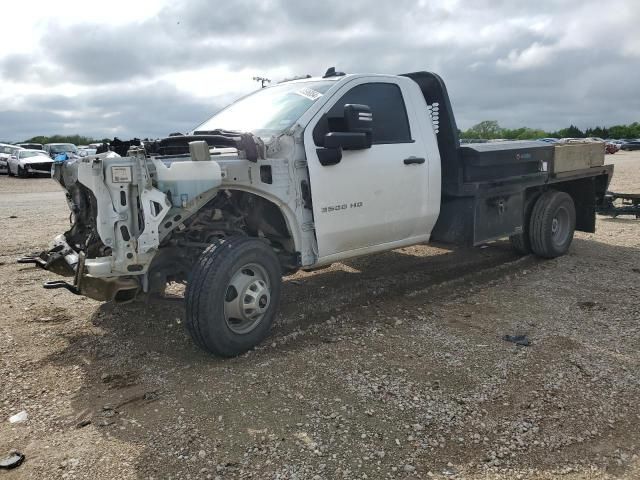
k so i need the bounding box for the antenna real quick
[253,76,271,88]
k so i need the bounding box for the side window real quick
[329,83,412,144]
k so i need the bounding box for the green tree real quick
[462,120,503,139]
[585,126,609,138]
[554,125,584,138]
[23,134,101,145]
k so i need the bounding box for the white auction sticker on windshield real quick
[295,87,323,101]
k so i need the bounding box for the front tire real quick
[185,236,282,357]
[17,165,28,178]
[529,190,576,258]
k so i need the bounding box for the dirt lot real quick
[1,152,639,480]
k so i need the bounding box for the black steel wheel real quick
[529,190,576,258]
[185,236,282,357]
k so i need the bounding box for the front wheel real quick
[529,190,576,258]
[185,236,282,357]
[17,165,28,178]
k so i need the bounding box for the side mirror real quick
[324,132,370,150]
[344,104,373,143]
[316,103,373,166]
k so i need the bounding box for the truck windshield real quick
[194,81,335,137]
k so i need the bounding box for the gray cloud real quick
[1,82,224,141]
[1,0,639,140]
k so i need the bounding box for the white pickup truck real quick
[22,70,613,356]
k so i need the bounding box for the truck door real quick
[304,77,434,262]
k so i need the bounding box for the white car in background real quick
[7,149,53,177]
[0,143,24,174]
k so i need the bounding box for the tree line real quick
[459,121,640,140]
[19,135,110,145]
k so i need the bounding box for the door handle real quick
[403,157,425,165]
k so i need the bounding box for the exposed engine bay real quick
[20,131,312,302]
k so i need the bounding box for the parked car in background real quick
[7,149,53,177]
[78,147,98,157]
[43,143,78,158]
[0,143,24,174]
[15,143,43,150]
[620,140,640,151]
[605,142,618,154]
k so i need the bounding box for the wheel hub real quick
[242,279,271,318]
[224,263,271,334]
[551,207,570,245]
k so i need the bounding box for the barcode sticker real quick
[295,87,323,101]
[111,166,132,183]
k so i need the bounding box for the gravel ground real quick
[0,152,639,480]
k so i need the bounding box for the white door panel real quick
[304,77,432,260]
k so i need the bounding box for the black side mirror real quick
[344,104,373,141]
[316,103,373,166]
[324,132,370,150]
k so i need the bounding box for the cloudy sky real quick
[1,0,639,141]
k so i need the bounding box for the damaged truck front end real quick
[19,77,337,357]
[22,149,174,301]
[21,133,267,303]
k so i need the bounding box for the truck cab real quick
[22,70,613,357]
[300,73,442,263]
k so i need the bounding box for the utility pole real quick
[253,76,271,88]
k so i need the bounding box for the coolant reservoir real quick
[152,158,222,207]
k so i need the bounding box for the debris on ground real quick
[502,334,531,346]
[577,300,606,311]
[75,419,91,429]
[0,451,25,470]
[8,411,28,423]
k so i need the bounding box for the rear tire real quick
[185,236,282,357]
[7,164,14,176]
[510,193,541,255]
[529,190,576,258]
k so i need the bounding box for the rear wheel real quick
[529,190,576,258]
[185,236,282,357]
[509,193,540,255]
[7,163,14,176]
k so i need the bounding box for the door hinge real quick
[301,222,315,232]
